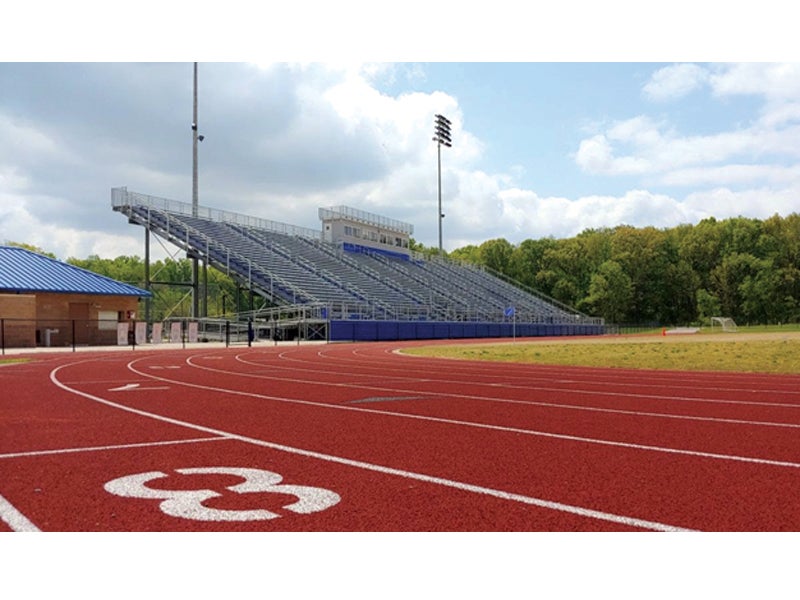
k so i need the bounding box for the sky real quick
[3,4,800,262]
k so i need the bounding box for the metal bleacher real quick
[112,187,604,338]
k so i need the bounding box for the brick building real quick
[0,246,151,348]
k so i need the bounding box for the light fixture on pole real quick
[432,114,452,254]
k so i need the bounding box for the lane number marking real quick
[104,466,340,522]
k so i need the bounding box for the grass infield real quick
[404,329,800,374]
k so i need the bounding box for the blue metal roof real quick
[0,246,152,297]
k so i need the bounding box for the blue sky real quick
[2,5,800,261]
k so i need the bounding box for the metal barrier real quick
[0,318,259,353]
[0,312,611,353]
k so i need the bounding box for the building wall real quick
[0,292,140,348]
[322,219,411,256]
[0,294,36,347]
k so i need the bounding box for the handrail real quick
[112,186,322,240]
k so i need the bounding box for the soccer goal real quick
[710,317,738,332]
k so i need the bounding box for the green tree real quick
[578,260,633,323]
[478,238,514,274]
[508,238,557,289]
[695,288,721,323]
[448,244,480,264]
[6,242,57,259]
[709,253,766,322]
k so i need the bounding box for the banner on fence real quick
[152,323,162,344]
[117,323,128,346]
[135,322,147,345]
[170,322,181,343]
[188,322,199,343]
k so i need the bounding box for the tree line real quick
[10,212,800,326]
[442,213,800,326]
[66,254,256,320]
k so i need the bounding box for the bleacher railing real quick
[112,187,322,240]
[319,205,414,235]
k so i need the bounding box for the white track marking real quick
[0,493,40,532]
[0,437,226,460]
[210,355,800,430]
[128,356,800,469]
[104,467,340,522]
[321,345,800,397]
[109,383,170,392]
[233,352,800,410]
[49,360,693,532]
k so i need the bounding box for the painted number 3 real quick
[104,467,341,522]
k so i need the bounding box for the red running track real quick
[2,340,800,531]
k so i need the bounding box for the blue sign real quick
[504,306,515,318]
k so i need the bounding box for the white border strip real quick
[0,493,40,532]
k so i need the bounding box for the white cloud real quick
[489,188,702,241]
[5,61,800,263]
[0,113,68,164]
[643,63,709,101]
[575,135,614,174]
[757,101,800,128]
[575,113,800,185]
[709,63,800,100]
[684,185,800,220]
[661,163,800,187]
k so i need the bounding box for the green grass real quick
[718,323,800,334]
[0,358,29,366]
[404,335,800,374]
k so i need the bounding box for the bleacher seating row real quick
[116,200,597,326]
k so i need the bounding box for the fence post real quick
[225,320,230,348]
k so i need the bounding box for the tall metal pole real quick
[437,142,443,254]
[144,227,151,326]
[432,114,452,256]
[191,62,200,318]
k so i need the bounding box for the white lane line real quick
[0,436,226,460]
[313,345,800,398]
[0,493,40,532]
[49,360,693,532]
[233,352,800,410]
[156,355,800,468]
[215,355,800,431]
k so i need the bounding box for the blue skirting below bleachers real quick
[329,320,606,342]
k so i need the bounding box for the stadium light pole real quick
[432,114,452,254]
[192,62,199,218]
[191,62,204,318]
